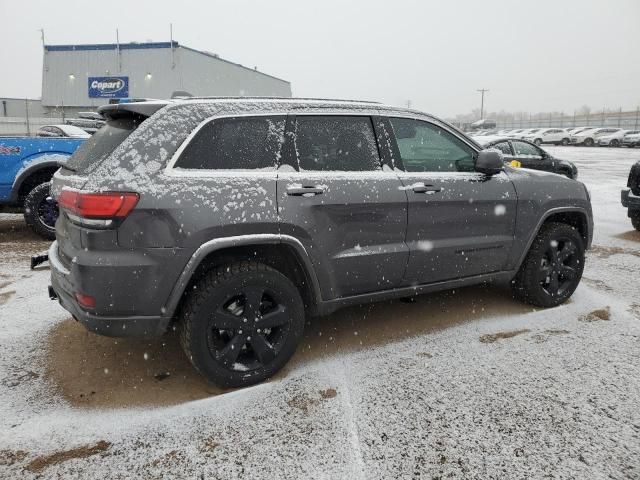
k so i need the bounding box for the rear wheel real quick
[584,137,594,147]
[512,222,585,308]
[179,261,305,388]
[631,211,640,231]
[610,139,619,147]
[23,182,57,240]
[561,138,570,146]
[534,138,542,146]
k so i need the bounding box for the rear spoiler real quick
[97,100,170,120]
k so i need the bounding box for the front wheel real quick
[23,182,57,240]
[512,222,585,308]
[179,261,305,388]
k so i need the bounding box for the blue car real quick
[0,129,87,238]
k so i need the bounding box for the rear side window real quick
[294,116,381,171]
[66,116,142,173]
[174,116,285,170]
[492,141,512,155]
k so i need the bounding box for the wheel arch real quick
[164,235,323,321]
[515,207,591,272]
[10,154,66,205]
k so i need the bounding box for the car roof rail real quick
[180,96,382,104]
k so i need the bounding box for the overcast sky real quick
[1,0,638,118]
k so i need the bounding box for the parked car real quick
[571,127,621,146]
[36,124,91,139]
[621,161,640,230]
[522,128,571,146]
[48,97,593,388]
[0,135,86,238]
[510,128,542,139]
[597,129,639,147]
[475,137,578,178]
[621,131,640,148]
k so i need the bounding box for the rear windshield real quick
[64,116,143,173]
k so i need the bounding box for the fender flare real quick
[514,206,592,271]
[162,234,323,318]
[10,152,70,203]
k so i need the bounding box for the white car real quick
[523,128,571,146]
[36,124,91,138]
[622,131,640,148]
[506,128,533,138]
[570,127,621,147]
[599,129,640,147]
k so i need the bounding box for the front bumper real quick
[621,188,640,210]
[48,241,170,337]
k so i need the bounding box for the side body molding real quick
[162,234,323,318]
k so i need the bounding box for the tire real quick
[561,138,570,146]
[534,138,542,146]
[584,137,594,147]
[23,182,57,240]
[512,222,585,308]
[179,261,305,388]
[610,139,619,147]
[631,211,640,231]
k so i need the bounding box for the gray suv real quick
[49,98,593,387]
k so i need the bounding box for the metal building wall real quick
[42,43,291,107]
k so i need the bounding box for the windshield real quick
[64,116,143,172]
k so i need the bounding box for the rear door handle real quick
[286,186,325,196]
[411,183,442,194]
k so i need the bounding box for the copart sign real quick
[88,76,129,98]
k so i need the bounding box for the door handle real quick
[411,183,442,194]
[286,186,325,196]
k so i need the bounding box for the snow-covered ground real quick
[0,146,639,478]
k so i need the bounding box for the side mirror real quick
[475,149,504,175]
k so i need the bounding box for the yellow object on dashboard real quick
[509,160,522,168]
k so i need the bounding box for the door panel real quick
[385,117,517,285]
[277,115,408,299]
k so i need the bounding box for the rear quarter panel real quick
[0,137,84,203]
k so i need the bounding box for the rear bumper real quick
[621,188,640,210]
[48,241,171,337]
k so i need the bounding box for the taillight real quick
[75,292,96,310]
[58,190,139,227]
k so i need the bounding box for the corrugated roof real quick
[43,41,289,84]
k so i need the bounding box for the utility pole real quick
[477,88,489,119]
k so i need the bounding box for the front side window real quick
[512,141,543,158]
[389,118,475,172]
[175,116,285,170]
[294,116,381,171]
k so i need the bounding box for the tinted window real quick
[492,141,512,155]
[389,118,475,172]
[176,116,285,170]
[294,116,381,171]
[66,116,143,173]
[512,141,543,158]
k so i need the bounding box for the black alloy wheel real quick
[179,262,305,388]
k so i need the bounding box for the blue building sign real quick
[88,76,129,98]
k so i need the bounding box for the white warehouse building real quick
[41,41,291,113]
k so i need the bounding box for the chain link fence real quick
[450,108,640,131]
